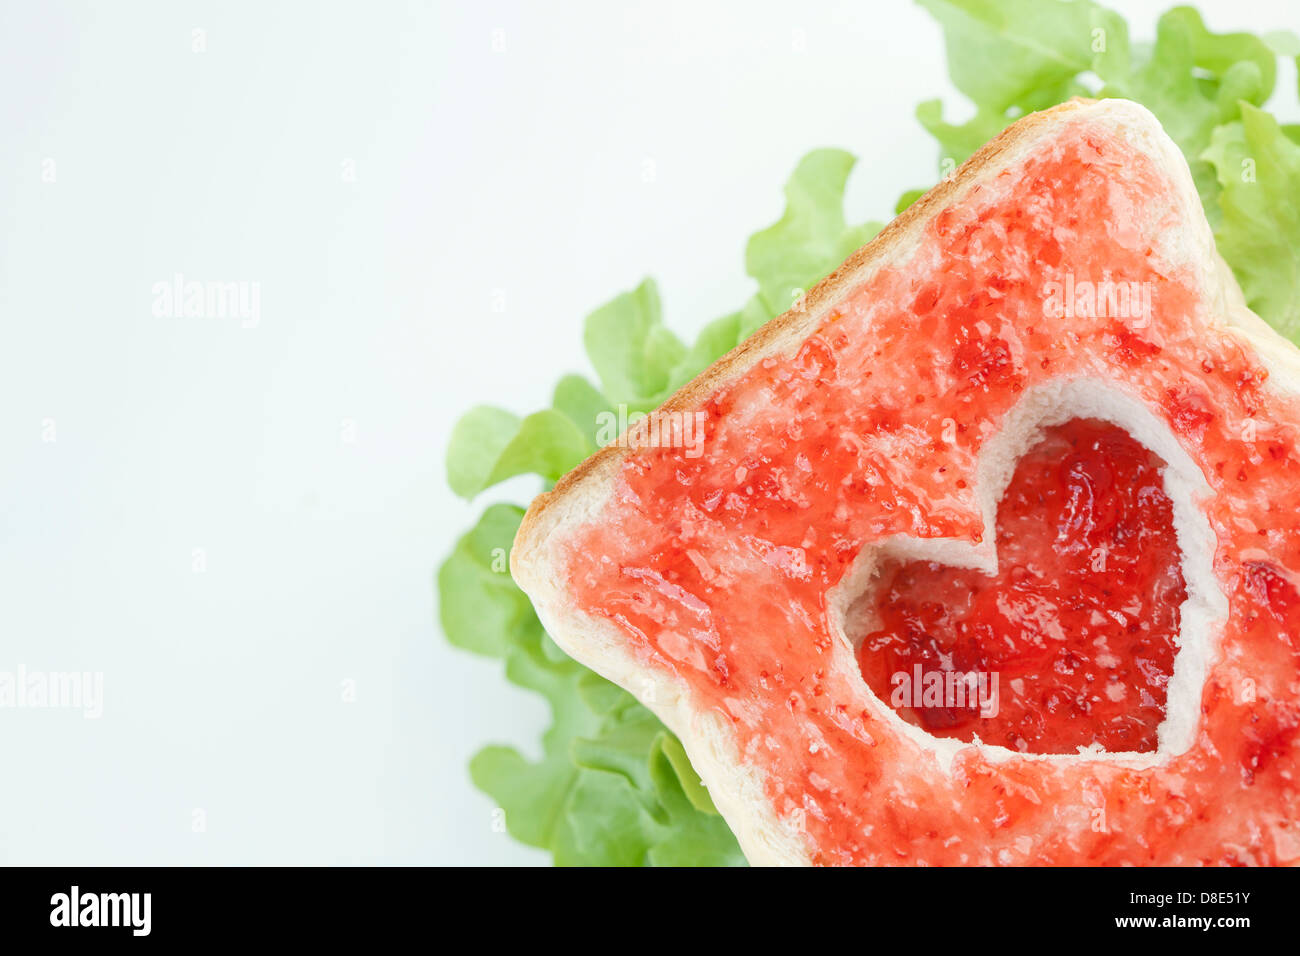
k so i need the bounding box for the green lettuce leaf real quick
[745,148,881,322]
[916,0,1120,113]
[657,732,720,814]
[551,374,614,450]
[446,407,591,499]
[1203,103,1300,335]
[915,2,1285,223]
[644,735,747,866]
[583,279,686,409]
[438,504,539,658]
[471,639,744,866]
[443,500,745,866]
[1105,7,1274,216]
[668,310,745,385]
[915,99,1009,171]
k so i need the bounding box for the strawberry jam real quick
[561,113,1300,864]
[857,419,1185,754]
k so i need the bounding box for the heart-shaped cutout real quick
[852,417,1182,754]
[830,378,1226,765]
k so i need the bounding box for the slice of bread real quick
[510,98,1300,865]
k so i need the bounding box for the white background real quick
[1,1,1296,864]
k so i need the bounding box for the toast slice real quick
[511,99,1300,865]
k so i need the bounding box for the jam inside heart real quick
[856,418,1185,755]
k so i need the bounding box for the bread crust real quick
[517,100,1098,544]
[509,97,1300,865]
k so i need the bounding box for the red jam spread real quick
[857,419,1184,755]
[563,120,1300,864]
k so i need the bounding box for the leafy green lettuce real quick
[440,1,1300,865]
[1203,103,1300,336]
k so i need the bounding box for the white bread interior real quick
[510,99,1300,865]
